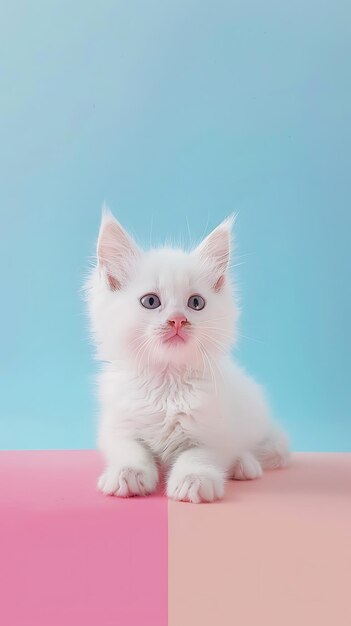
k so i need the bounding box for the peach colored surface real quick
[169,453,351,626]
[0,451,167,626]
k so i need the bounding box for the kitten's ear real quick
[195,216,234,291]
[97,207,140,291]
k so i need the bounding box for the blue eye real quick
[140,294,161,309]
[187,295,205,310]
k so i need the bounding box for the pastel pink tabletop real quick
[0,451,167,626]
[169,453,351,626]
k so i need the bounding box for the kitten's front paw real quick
[232,452,263,480]
[98,463,158,497]
[167,469,225,503]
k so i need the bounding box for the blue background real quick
[1,1,350,451]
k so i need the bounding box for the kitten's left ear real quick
[195,216,234,291]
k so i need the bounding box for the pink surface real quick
[169,453,351,626]
[0,451,167,626]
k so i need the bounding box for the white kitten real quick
[86,208,290,503]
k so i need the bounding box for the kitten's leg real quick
[231,451,263,480]
[254,429,291,470]
[98,437,159,497]
[167,447,225,503]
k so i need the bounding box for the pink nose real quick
[168,315,188,333]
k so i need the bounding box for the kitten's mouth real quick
[162,330,189,345]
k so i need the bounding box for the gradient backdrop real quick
[1,1,350,451]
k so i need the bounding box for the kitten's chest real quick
[137,370,210,461]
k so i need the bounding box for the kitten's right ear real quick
[195,216,234,291]
[97,207,140,291]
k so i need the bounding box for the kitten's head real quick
[87,208,238,370]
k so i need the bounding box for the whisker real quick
[198,326,233,335]
[238,332,267,346]
[198,333,229,355]
[134,336,154,374]
[202,345,218,396]
[195,337,217,395]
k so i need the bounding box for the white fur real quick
[86,208,290,503]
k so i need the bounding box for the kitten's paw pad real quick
[232,454,263,480]
[98,465,158,497]
[167,471,225,503]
